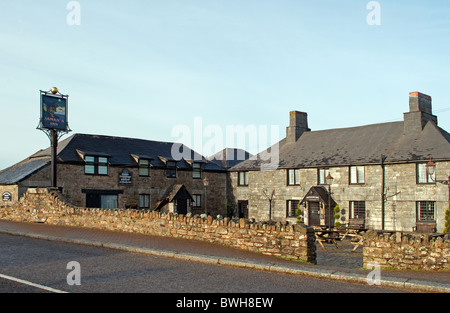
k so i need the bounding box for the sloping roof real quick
[230,120,450,171]
[300,186,337,208]
[30,133,226,172]
[155,184,193,211]
[0,156,50,185]
[208,148,253,169]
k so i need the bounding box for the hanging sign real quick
[40,90,69,131]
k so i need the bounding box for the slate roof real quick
[230,121,450,171]
[0,156,50,185]
[0,133,226,184]
[208,148,253,169]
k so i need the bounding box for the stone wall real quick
[0,188,317,264]
[363,230,450,270]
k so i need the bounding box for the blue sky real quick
[1,0,450,170]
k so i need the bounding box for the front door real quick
[177,199,188,215]
[308,201,320,226]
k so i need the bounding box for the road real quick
[0,233,407,295]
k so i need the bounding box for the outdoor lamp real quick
[203,177,209,215]
[426,157,436,177]
[326,173,334,185]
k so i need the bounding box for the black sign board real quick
[2,192,12,202]
[118,169,133,186]
[40,91,69,131]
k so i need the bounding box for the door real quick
[238,201,249,219]
[308,201,320,226]
[177,199,188,215]
[86,194,101,208]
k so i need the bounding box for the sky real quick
[1,0,450,170]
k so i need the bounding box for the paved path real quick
[0,220,449,292]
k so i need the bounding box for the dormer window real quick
[166,161,177,178]
[85,156,109,176]
[138,159,150,177]
[192,162,202,179]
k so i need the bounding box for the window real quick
[192,163,202,179]
[238,171,249,186]
[192,194,202,208]
[318,168,330,185]
[139,194,150,209]
[166,161,177,178]
[85,156,109,176]
[417,163,435,184]
[100,195,118,209]
[349,201,366,219]
[287,169,300,186]
[349,166,365,184]
[138,159,150,177]
[416,201,435,222]
[286,200,300,217]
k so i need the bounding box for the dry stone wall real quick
[0,188,316,264]
[363,230,450,270]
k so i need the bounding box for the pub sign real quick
[2,192,12,202]
[40,90,69,131]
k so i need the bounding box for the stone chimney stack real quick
[404,92,437,135]
[286,111,310,143]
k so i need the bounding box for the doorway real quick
[238,200,249,219]
[308,201,320,226]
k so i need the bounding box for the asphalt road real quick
[0,233,407,295]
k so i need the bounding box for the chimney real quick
[404,92,437,135]
[286,111,310,143]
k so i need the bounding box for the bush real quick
[444,207,449,233]
[334,205,341,227]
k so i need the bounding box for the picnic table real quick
[314,227,342,250]
[340,220,368,252]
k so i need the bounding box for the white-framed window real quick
[349,166,365,184]
[139,194,150,209]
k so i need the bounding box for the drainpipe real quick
[381,155,385,230]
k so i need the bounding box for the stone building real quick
[0,134,228,216]
[229,92,450,233]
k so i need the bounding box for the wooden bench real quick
[348,219,366,231]
[412,222,437,233]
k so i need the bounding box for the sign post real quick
[37,87,71,188]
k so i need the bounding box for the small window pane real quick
[85,164,95,174]
[98,165,108,175]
